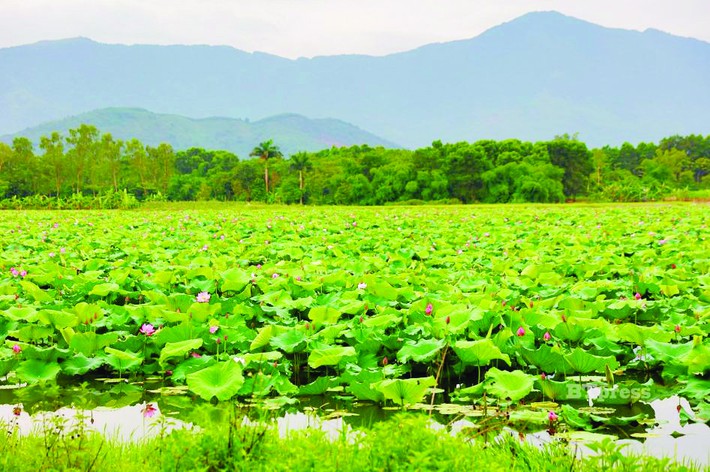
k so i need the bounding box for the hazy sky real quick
[1,0,708,58]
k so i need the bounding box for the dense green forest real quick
[0,124,708,207]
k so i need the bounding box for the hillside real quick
[1,11,708,147]
[0,108,398,156]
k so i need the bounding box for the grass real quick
[0,413,703,471]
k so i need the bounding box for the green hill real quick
[0,108,399,156]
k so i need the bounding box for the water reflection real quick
[0,403,195,441]
[1,385,708,467]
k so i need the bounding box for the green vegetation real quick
[1,126,709,206]
[0,204,708,444]
[0,413,702,471]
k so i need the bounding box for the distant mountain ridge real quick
[1,11,708,147]
[0,108,398,157]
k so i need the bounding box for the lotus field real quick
[1,203,709,438]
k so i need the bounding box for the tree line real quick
[0,124,708,205]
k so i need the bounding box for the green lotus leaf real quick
[159,338,204,367]
[220,268,252,292]
[104,347,143,372]
[521,345,572,375]
[616,323,673,345]
[241,351,283,365]
[308,306,343,325]
[297,376,339,396]
[308,346,356,368]
[250,325,284,351]
[70,332,119,356]
[372,376,436,407]
[683,344,710,375]
[3,306,38,322]
[270,329,307,353]
[453,339,511,367]
[37,309,78,329]
[362,314,401,329]
[60,353,105,376]
[348,381,385,402]
[484,368,534,402]
[564,347,619,374]
[16,359,61,384]
[397,338,445,363]
[187,361,245,401]
[19,280,53,302]
[10,325,54,342]
[89,282,121,296]
[645,339,693,363]
[537,378,585,401]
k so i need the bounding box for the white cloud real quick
[0,0,708,57]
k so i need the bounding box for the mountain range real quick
[0,108,397,157]
[1,11,708,150]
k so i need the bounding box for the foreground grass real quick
[0,414,702,472]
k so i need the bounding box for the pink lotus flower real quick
[295,275,302,281]
[358,282,367,290]
[425,303,433,315]
[543,332,551,342]
[191,352,202,358]
[548,411,558,422]
[139,323,156,336]
[272,273,279,279]
[142,403,158,418]
[11,344,21,354]
[516,327,526,337]
[10,267,19,277]
[209,325,219,334]
[196,291,210,303]
[20,270,27,278]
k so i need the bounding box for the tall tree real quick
[98,133,124,192]
[147,143,176,195]
[289,152,313,204]
[66,124,99,194]
[126,138,149,196]
[249,139,282,196]
[547,135,593,200]
[10,137,37,196]
[40,131,66,195]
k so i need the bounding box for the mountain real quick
[1,11,708,147]
[0,108,398,156]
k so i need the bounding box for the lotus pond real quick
[0,203,709,465]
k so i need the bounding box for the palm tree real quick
[289,152,313,204]
[249,139,283,196]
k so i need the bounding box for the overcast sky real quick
[1,0,708,58]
